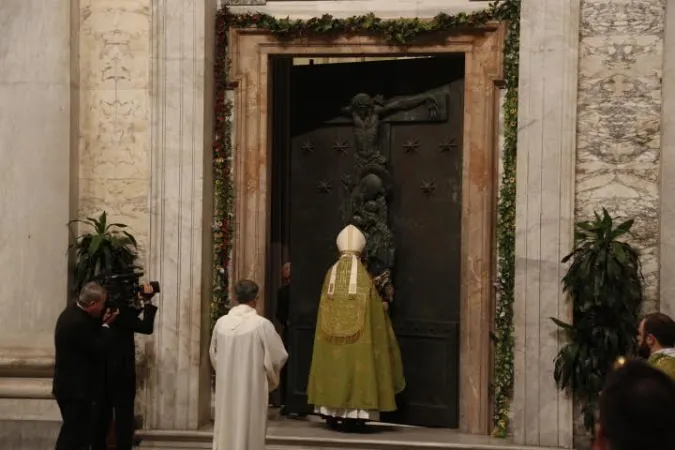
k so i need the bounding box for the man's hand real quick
[140,283,154,296]
[382,301,389,313]
[138,283,156,303]
[384,285,395,302]
[102,308,120,326]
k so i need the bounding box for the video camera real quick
[92,271,161,311]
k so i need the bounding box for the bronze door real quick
[285,64,356,413]
[283,56,465,427]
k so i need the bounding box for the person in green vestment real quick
[307,224,405,428]
[637,312,675,379]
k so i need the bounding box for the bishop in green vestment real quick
[307,225,405,422]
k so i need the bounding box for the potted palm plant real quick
[551,208,643,433]
[68,211,139,449]
[68,211,139,296]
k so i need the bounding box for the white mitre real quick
[328,225,366,296]
[336,224,366,254]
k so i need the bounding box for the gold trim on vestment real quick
[319,258,369,345]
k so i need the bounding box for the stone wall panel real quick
[577,0,665,309]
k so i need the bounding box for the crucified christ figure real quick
[339,92,439,304]
[341,92,439,167]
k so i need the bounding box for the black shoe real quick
[326,417,339,430]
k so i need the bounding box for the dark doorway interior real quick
[268,55,465,428]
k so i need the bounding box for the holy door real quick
[278,56,464,428]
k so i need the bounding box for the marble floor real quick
[138,410,563,450]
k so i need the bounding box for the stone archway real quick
[227,25,505,434]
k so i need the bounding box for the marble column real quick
[660,0,675,317]
[512,0,578,447]
[143,0,216,430]
[0,0,78,446]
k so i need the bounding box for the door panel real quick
[286,64,356,412]
[387,78,464,427]
[283,56,465,427]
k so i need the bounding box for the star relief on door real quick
[301,140,315,154]
[438,136,459,153]
[333,140,350,155]
[420,180,436,197]
[402,138,421,154]
[317,180,332,194]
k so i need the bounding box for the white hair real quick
[77,282,107,308]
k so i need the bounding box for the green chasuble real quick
[307,254,405,412]
[648,351,675,380]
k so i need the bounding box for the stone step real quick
[137,427,566,450]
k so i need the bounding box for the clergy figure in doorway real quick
[210,279,288,450]
[307,225,405,428]
[274,262,291,412]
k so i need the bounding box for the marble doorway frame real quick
[228,25,505,434]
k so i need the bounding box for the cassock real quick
[307,225,405,421]
[210,304,288,450]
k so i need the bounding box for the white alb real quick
[210,304,288,450]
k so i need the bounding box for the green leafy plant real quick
[68,211,139,296]
[552,208,643,431]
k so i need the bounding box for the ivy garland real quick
[212,0,519,437]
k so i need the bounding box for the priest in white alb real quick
[210,279,288,450]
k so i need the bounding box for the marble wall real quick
[576,0,666,309]
[0,0,74,353]
[0,0,77,447]
[660,0,675,318]
[77,0,151,264]
[76,0,153,417]
[574,0,666,446]
[512,0,579,447]
[143,0,216,430]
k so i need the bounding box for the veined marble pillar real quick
[0,0,78,446]
[660,0,675,317]
[512,0,579,447]
[143,0,216,430]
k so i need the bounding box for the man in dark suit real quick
[53,281,118,450]
[92,284,158,450]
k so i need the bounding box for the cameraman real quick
[53,282,118,450]
[92,282,158,450]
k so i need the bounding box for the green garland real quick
[211,43,234,328]
[213,0,519,436]
[493,1,519,437]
